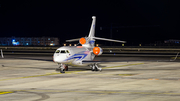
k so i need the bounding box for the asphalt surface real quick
[2,52,179,60]
[1,53,180,101]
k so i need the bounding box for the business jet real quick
[53,16,126,73]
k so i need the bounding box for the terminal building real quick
[0,37,59,46]
[164,39,180,44]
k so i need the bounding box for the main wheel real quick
[65,66,68,71]
[94,67,98,71]
[91,67,95,71]
[60,68,65,73]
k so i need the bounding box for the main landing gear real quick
[58,64,68,73]
[91,63,102,71]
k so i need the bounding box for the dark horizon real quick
[0,0,180,45]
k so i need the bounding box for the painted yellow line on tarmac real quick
[0,71,83,81]
[103,63,144,69]
[171,57,180,59]
[0,63,143,81]
[118,74,136,76]
[1,89,180,96]
[0,91,14,95]
[0,73,60,81]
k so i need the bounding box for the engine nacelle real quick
[79,37,86,44]
[93,47,103,56]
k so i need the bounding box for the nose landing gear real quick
[91,63,102,71]
[59,64,68,73]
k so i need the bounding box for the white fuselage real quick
[53,46,94,66]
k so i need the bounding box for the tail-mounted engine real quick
[93,47,103,56]
[79,37,86,44]
[79,37,95,48]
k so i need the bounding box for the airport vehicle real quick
[53,16,126,73]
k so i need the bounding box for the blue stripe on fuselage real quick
[64,51,89,61]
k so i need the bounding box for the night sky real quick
[0,0,180,45]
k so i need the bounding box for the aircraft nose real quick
[53,54,59,63]
[53,54,65,63]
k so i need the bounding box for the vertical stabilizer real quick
[88,16,96,38]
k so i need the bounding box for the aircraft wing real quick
[82,59,176,64]
[82,52,179,64]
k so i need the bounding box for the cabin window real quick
[56,50,70,54]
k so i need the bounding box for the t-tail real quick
[66,16,126,48]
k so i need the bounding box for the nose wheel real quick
[91,63,102,71]
[59,64,68,73]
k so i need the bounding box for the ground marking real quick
[0,63,144,81]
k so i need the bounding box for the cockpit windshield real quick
[55,50,70,54]
[60,50,66,53]
[66,50,70,53]
[55,50,60,53]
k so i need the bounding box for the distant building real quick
[0,37,59,46]
[164,39,180,44]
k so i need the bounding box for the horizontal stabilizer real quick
[93,37,126,43]
[66,37,126,43]
[66,38,81,42]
